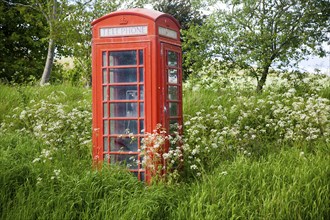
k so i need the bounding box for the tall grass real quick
[1,71,329,220]
[171,145,329,219]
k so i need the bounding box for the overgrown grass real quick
[1,72,329,219]
[172,145,329,219]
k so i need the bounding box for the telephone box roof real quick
[91,8,180,28]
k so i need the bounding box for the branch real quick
[35,0,51,23]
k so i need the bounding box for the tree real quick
[1,0,74,85]
[198,0,330,91]
[0,0,48,83]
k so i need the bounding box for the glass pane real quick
[140,103,144,117]
[140,120,144,133]
[110,86,137,100]
[110,137,138,152]
[168,69,178,83]
[102,51,107,67]
[169,102,178,116]
[139,85,144,100]
[168,86,178,100]
[103,103,108,118]
[139,49,143,65]
[103,86,108,100]
[110,51,136,66]
[168,51,178,67]
[110,154,138,169]
[110,68,137,83]
[103,120,109,135]
[110,120,138,134]
[110,103,138,117]
[102,68,107,83]
[104,137,109,152]
[139,67,144,82]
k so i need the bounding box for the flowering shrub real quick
[0,90,92,185]
[0,91,92,155]
[141,124,183,182]
[183,64,330,175]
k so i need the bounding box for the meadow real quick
[1,68,329,219]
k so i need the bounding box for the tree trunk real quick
[256,64,270,92]
[40,38,55,85]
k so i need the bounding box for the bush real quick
[183,66,330,175]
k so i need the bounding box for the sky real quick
[298,57,330,75]
[297,48,330,75]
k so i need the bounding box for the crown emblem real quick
[120,16,128,25]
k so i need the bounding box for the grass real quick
[172,145,329,219]
[0,82,329,219]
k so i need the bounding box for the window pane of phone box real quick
[168,86,178,100]
[169,102,178,116]
[168,69,178,83]
[110,137,138,152]
[110,68,137,83]
[110,103,138,117]
[110,86,138,100]
[110,154,138,169]
[110,51,136,66]
[167,51,178,67]
[110,120,138,134]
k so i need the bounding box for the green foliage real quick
[0,0,48,83]
[181,22,216,79]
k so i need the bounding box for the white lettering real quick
[100,26,148,37]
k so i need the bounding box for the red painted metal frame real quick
[92,8,182,183]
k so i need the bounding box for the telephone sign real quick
[91,8,182,182]
[100,26,148,37]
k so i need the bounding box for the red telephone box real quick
[91,8,182,182]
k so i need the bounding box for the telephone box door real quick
[93,42,150,181]
[161,43,183,140]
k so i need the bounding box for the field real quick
[1,70,329,219]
